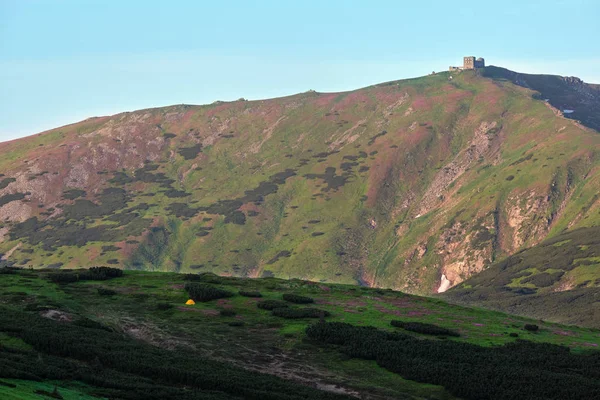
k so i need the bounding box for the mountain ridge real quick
[1,66,599,300]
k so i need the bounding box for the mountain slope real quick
[483,66,600,132]
[1,67,599,295]
[441,226,600,327]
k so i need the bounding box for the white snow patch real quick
[437,274,452,293]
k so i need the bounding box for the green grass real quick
[0,380,103,400]
[2,268,599,399]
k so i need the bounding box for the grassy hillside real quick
[442,226,600,327]
[1,68,600,298]
[1,267,599,399]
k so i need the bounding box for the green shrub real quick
[283,293,314,304]
[256,300,289,310]
[183,273,202,281]
[97,288,117,296]
[228,321,245,327]
[272,307,330,319]
[390,320,460,337]
[48,273,79,284]
[524,324,539,332]
[184,283,234,302]
[239,290,262,298]
[156,302,173,311]
[79,266,123,281]
[521,272,564,288]
[219,309,236,317]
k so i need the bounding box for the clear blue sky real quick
[1,0,599,142]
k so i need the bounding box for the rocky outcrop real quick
[418,121,502,215]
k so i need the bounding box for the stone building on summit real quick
[449,56,485,71]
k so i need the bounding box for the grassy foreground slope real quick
[0,67,599,296]
[442,226,600,328]
[1,267,599,399]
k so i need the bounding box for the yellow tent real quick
[185,299,195,305]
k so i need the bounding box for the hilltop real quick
[0,66,599,299]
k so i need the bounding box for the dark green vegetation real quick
[283,293,315,304]
[1,268,599,399]
[48,266,123,283]
[256,299,289,310]
[7,187,151,253]
[443,226,600,327]
[239,290,262,297]
[62,188,86,200]
[306,322,600,400]
[0,192,26,207]
[178,143,203,160]
[184,282,234,302]
[0,177,16,190]
[390,320,460,337]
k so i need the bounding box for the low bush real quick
[257,300,289,310]
[239,290,262,298]
[219,309,236,317]
[272,307,330,319]
[183,273,202,281]
[90,266,123,277]
[283,293,314,304]
[78,266,123,281]
[184,283,234,302]
[48,273,79,284]
[155,302,173,311]
[390,320,460,337]
[196,273,226,284]
[524,324,539,332]
[97,288,117,296]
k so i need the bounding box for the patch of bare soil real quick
[40,309,73,322]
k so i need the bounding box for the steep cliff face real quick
[441,226,600,328]
[1,69,599,295]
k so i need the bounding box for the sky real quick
[1,0,599,143]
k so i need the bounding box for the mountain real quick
[1,267,599,399]
[441,226,600,328]
[1,66,599,297]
